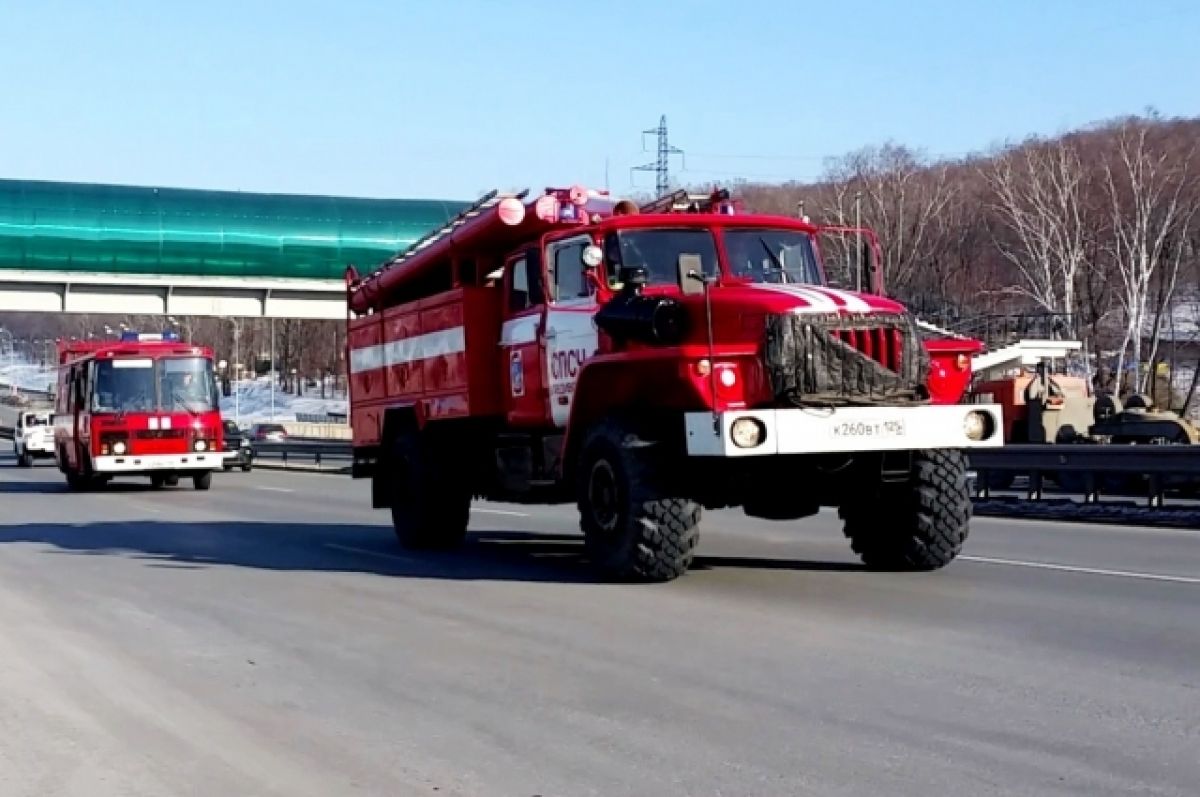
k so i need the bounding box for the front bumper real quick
[684,404,1004,457]
[222,447,252,464]
[21,438,55,454]
[92,452,222,473]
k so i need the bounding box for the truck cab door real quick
[500,249,548,427]
[543,234,600,428]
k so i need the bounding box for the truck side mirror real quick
[677,254,706,296]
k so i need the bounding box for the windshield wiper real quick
[758,237,789,283]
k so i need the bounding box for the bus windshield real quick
[91,356,216,413]
[159,357,217,413]
[723,228,821,285]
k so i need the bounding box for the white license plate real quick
[828,419,907,439]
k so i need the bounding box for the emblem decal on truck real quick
[510,350,524,397]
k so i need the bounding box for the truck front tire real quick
[389,428,470,549]
[576,421,701,582]
[840,449,971,570]
[15,445,30,468]
[193,471,212,491]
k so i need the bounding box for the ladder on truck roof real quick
[375,188,529,273]
[638,188,734,215]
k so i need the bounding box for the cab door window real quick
[547,236,592,302]
[507,249,545,312]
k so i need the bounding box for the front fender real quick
[561,350,696,476]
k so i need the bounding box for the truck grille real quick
[832,326,903,372]
[136,429,186,439]
[763,312,929,406]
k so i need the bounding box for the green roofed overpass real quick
[0,178,468,319]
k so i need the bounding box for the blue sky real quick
[1,0,1196,201]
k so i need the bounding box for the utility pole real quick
[633,115,684,195]
[854,191,863,292]
[270,317,276,421]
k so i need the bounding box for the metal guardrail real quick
[969,445,1200,507]
[246,439,1200,508]
[251,439,352,472]
[294,412,348,424]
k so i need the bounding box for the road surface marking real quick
[471,507,529,517]
[325,543,415,563]
[254,486,294,494]
[961,555,1200,585]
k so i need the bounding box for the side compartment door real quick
[501,249,548,426]
[543,234,600,428]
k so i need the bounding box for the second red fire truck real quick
[54,331,226,491]
[345,186,1001,581]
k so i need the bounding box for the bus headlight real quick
[194,440,207,452]
[112,440,127,455]
[730,417,766,449]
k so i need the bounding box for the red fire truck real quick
[54,331,225,491]
[345,186,1002,581]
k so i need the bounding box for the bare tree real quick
[819,143,956,298]
[1103,122,1196,393]
[983,139,1091,337]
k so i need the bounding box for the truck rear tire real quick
[193,471,213,491]
[576,421,701,582]
[389,428,470,549]
[840,449,971,570]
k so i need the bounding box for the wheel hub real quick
[588,459,620,532]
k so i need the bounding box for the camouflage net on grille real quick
[763,312,931,406]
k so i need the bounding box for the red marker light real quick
[498,197,525,226]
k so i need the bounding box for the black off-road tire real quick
[193,471,213,491]
[389,428,470,550]
[576,421,701,582]
[840,449,971,570]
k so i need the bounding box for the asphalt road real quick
[0,455,1197,797]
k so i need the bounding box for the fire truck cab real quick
[346,187,1003,582]
[54,331,225,491]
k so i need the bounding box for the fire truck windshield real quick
[91,356,216,414]
[723,228,821,285]
[603,228,719,287]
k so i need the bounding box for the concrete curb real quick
[250,459,350,475]
[974,498,1200,529]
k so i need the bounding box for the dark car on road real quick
[250,423,288,443]
[222,420,253,472]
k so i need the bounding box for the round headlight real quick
[112,440,127,455]
[194,440,207,452]
[730,417,766,449]
[717,367,738,388]
[964,410,993,441]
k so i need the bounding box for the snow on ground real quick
[0,361,56,395]
[0,362,346,424]
[221,378,347,425]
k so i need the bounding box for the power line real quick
[632,115,684,195]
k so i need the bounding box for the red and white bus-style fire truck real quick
[345,186,1002,581]
[54,331,225,491]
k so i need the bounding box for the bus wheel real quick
[193,471,213,491]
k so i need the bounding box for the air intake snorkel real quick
[678,254,719,432]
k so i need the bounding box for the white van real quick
[14,409,54,467]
